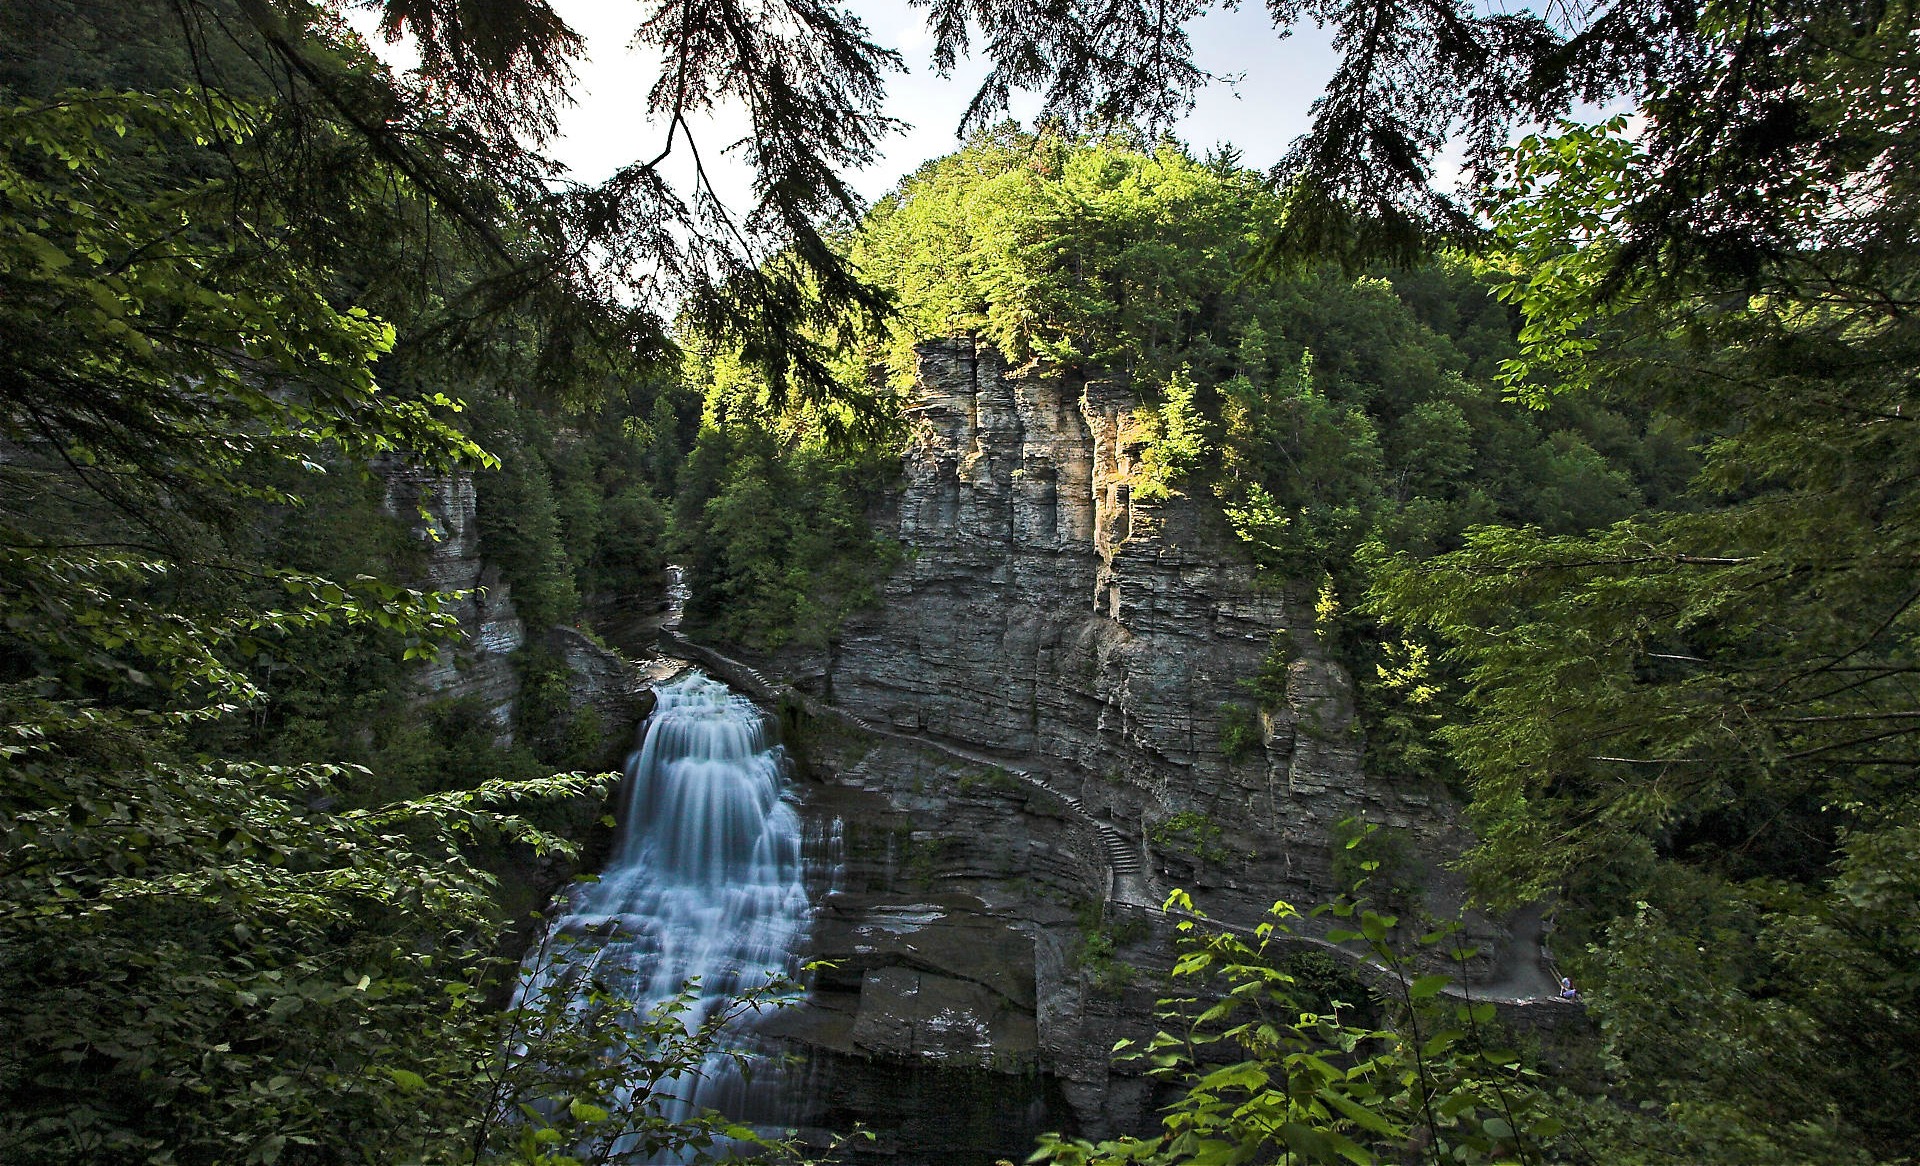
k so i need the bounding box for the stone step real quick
[1009,769,1084,810]
[1098,825,1143,872]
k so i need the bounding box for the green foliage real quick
[1215,704,1262,764]
[1217,345,1383,576]
[1356,638,1446,782]
[1359,11,1920,1159]
[472,403,582,633]
[669,302,907,656]
[1275,949,1368,1021]
[674,421,903,654]
[466,387,677,635]
[1150,811,1239,866]
[585,480,667,598]
[1034,893,1561,1166]
[513,645,606,773]
[858,129,1274,383]
[1238,632,1295,710]
[1328,818,1422,906]
[0,709,615,1162]
[1070,901,1150,997]
[0,87,483,496]
[541,384,684,609]
[860,133,1679,592]
[1509,848,1920,1166]
[0,46,685,1165]
[1133,367,1212,503]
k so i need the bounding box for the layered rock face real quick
[767,727,1171,1157]
[826,339,1458,918]
[378,462,529,731]
[709,338,1521,1157]
[377,460,647,754]
[638,339,1566,1157]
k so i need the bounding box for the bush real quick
[1216,704,1262,763]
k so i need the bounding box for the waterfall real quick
[520,669,811,1163]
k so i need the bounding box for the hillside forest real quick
[3,1,1917,1165]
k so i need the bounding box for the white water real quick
[521,670,812,1162]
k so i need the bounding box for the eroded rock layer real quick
[824,339,1459,916]
[768,729,1170,1154]
[671,340,1542,1157]
[377,458,648,761]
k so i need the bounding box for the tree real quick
[13,2,1862,419]
[1360,6,1920,1161]
[12,0,1911,1160]
[0,81,631,1162]
[1032,894,1563,1166]
[1365,0,1917,945]
[0,5,856,1148]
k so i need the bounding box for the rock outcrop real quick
[686,339,1524,1155]
[650,340,1564,1155]
[766,725,1170,1154]
[544,625,654,765]
[821,339,1462,919]
[376,459,647,751]
[378,461,527,731]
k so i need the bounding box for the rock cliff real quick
[682,338,1524,1157]
[377,459,647,757]
[769,718,1170,1154]
[821,339,1464,920]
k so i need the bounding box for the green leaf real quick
[1278,1120,1335,1160]
[568,1097,610,1124]
[1321,1088,1401,1137]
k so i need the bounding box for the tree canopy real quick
[1356,5,1920,1160]
[0,6,678,1161]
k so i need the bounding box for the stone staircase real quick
[1003,766,1146,885]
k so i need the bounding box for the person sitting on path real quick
[1558,976,1579,1002]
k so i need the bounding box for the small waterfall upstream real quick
[521,669,813,1162]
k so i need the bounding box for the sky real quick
[346,1,1341,207]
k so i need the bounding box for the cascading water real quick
[521,669,812,1162]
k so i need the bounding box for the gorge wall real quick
[377,459,649,764]
[816,338,1467,920]
[701,338,1522,1157]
